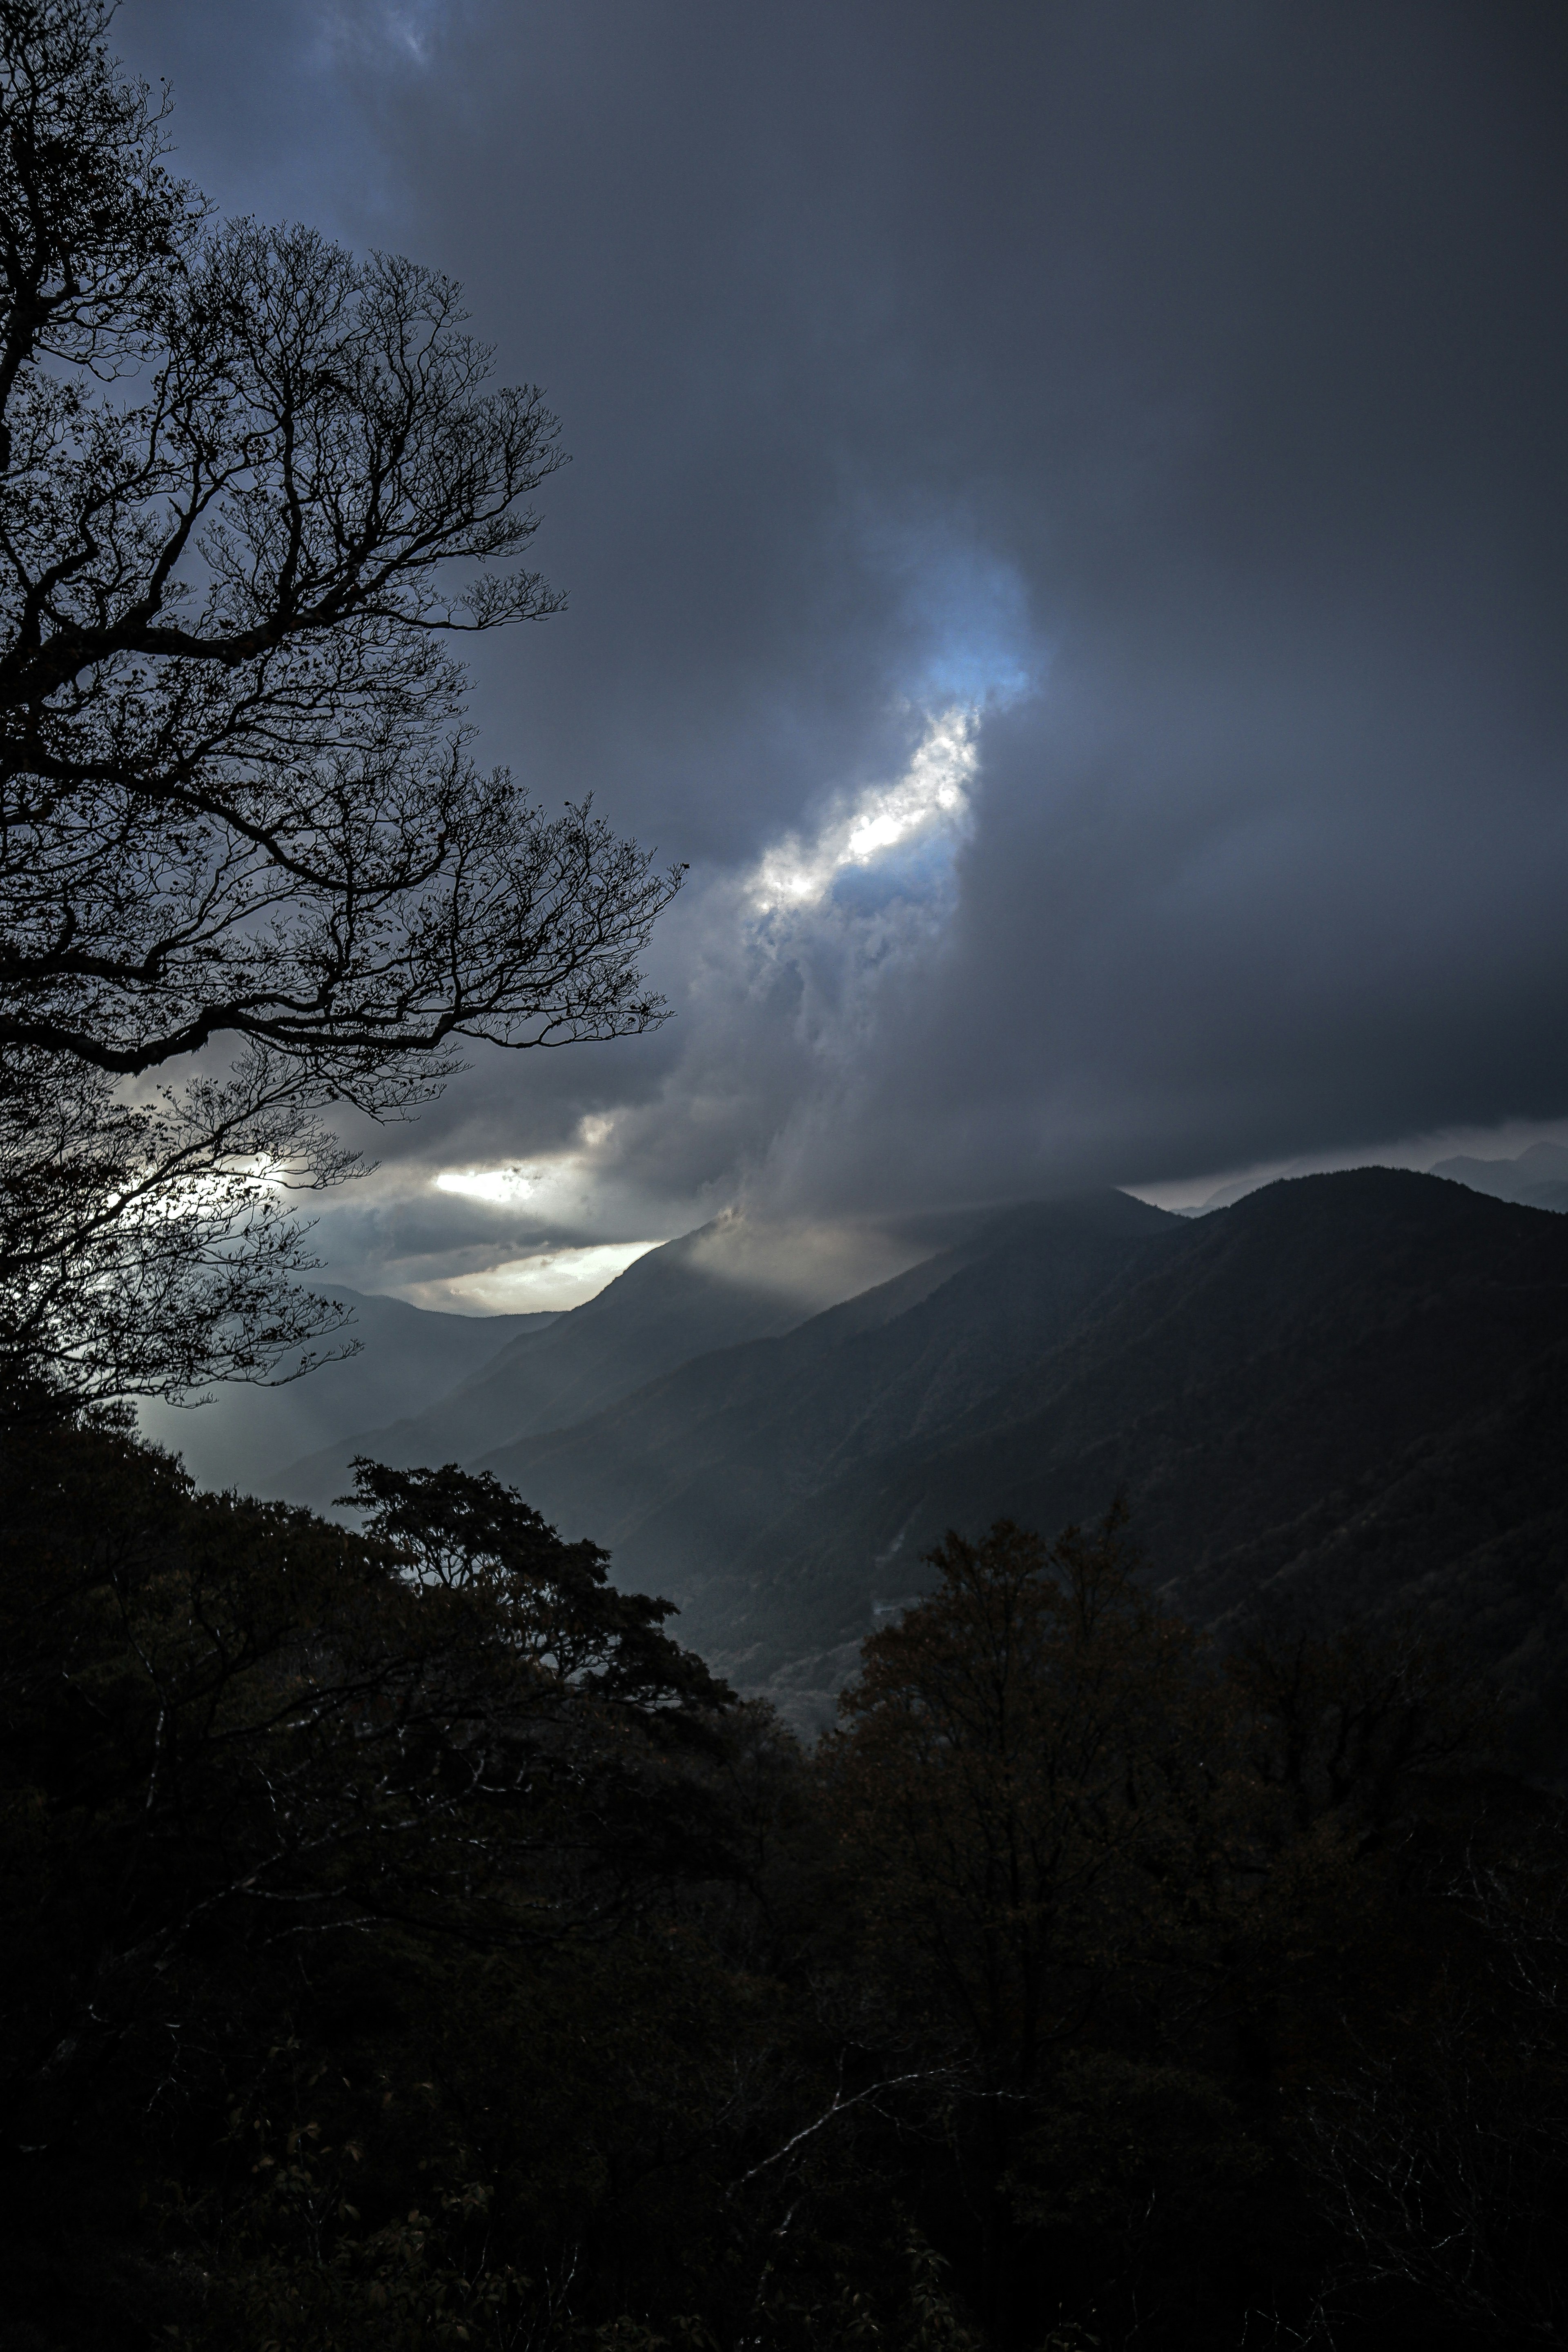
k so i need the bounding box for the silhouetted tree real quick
[0,0,680,1405]
[0,1437,732,2171]
[1299,1812,1568,2348]
[829,1511,1239,2098]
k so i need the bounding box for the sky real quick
[117,0,1568,1312]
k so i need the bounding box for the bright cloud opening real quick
[434,1151,606,1225]
[748,705,979,914]
[435,1166,541,1205]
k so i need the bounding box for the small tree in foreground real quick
[0,0,681,1407]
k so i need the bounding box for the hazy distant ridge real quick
[140,1290,557,1497]
[276,1220,849,1510]
[1428,1138,1568,1213]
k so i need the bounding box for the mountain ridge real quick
[276,1216,904,1510]
[705,1176,1568,1730]
[459,1173,1567,1751]
[476,1190,1180,1579]
[139,1287,557,1497]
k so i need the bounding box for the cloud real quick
[748,704,978,916]
[396,1239,659,1316]
[115,0,1568,1299]
[313,6,448,71]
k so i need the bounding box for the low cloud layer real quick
[122,0,1568,1303]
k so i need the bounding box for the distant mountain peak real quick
[1428,1140,1568,1209]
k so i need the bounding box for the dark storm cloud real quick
[120,0,1568,1256]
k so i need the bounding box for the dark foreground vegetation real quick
[4,1401,1566,2352]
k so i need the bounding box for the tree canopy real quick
[4,1431,1564,2352]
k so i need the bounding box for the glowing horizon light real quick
[747,704,979,915]
[399,1238,662,1316]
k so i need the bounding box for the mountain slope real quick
[276,1218,873,1510]
[659,1173,1568,1708]
[138,1289,556,1497]
[476,1192,1181,1601]
[1430,1138,1568,1214]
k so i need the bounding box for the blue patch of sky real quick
[890,539,1044,715]
[829,831,964,916]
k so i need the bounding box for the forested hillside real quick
[277,1219,880,1510]
[7,1408,1568,2352]
[474,1173,1568,1752]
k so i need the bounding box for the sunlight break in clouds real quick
[418,1157,664,1311]
[398,1239,659,1316]
[432,1132,624,1223]
[418,691,1004,1287]
[747,705,979,914]
[435,1167,558,1208]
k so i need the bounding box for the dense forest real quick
[3,1402,1568,2350]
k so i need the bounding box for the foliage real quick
[1300,1824,1568,2345]
[0,0,680,1405]
[0,1418,1564,2350]
[0,1045,359,1412]
[0,1427,731,2149]
[828,1510,1242,2093]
